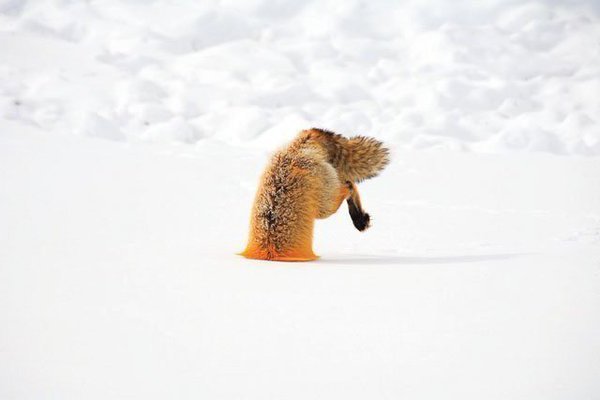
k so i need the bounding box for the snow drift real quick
[1,0,599,154]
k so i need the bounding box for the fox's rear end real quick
[241,128,389,262]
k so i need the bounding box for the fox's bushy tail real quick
[299,128,390,183]
[338,135,390,182]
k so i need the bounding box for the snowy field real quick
[1,0,600,399]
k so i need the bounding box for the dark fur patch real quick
[347,198,370,231]
[311,127,338,137]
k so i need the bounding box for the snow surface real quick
[2,128,600,399]
[1,0,600,399]
[1,0,600,154]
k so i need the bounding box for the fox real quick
[240,128,390,262]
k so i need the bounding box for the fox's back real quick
[245,144,327,260]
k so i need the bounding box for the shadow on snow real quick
[316,253,529,266]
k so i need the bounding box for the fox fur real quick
[240,128,389,262]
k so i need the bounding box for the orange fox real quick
[240,128,389,261]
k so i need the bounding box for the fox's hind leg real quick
[315,161,351,219]
[316,181,350,219]
[346,182,371,231]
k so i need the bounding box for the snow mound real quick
[1,0,599,155]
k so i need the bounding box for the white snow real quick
[1,0,600,399]
[1,127,600,399]
[1,0,600,153]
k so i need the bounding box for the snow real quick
[1,0,600,398]
[1,0,600,153]
[2,128,600,399]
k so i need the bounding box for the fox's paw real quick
[352,212,371,231]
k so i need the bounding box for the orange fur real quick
[240,128,389,262]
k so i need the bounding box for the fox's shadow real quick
[317,253,527,266]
